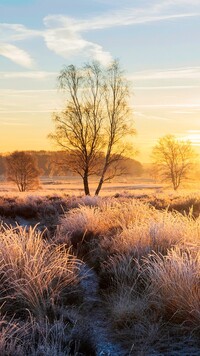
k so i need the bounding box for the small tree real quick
[152,135,196,190]
[49,60,135,195]
[5,151,40,192]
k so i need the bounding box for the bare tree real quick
[152,135,196,190]
[95,61,135,195]
[49,60,135,195]
[6,151,40,192]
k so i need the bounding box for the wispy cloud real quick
[135,104,200,108]
[0,71,57,79]
[1,0,199,67]
[0,120,29,126]
[188,130,200,133]
[0,86,63,114]
[0,110,54,113]
[81,12,198,30]
[0,43,34,68]
[172,109,200,114]
[0,23,41,67]
[0,23,42,41]
[42,0,199,65]
[178,130,200,146]
[130,67,200,81]
[0,89,57,94]
[43,16,113,66]
[52,0,199,32]
[135,85,200,90]
[134,111,169,121]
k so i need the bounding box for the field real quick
[0,178,200,355]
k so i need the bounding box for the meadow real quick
[0,178,200,355]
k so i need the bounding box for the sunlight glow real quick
[181,131,200,146]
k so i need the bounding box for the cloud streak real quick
[42,0,200,65]
[134,111,169,121]
[130,67,200,81]
[0,71,57,79]
[47,0,199,32]
[135,104,200,108]
[78,11,198,31]
[135,85,200,90]
[0,110,54,113]
[1,0,199,66]
[0,23,42,41]
[43,17,112,66]
[0,43,34,68]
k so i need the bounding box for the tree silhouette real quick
[152,135,196,190]
[6,151,40,192]
[50,60,135,195]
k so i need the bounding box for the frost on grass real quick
[55,196,200,353]
[0,224,92,355]
[145,247,200,326]
[0,225,84,318]
[0,193,200,354]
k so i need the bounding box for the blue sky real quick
[0,0,200,161]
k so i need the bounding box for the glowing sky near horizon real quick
[0,0,200,161]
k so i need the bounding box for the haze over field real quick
[0,0,200,161]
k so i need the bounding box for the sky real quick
[0,0,200,162]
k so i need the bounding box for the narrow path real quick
[79,265,127,356]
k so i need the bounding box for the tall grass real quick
[0,225,82,320]
[0,315,29,356]
[144,247,200,326]
[0,314,88,356]
[58,198,200,259]
[58,199,155,240]
[0,192,200,354]
[57,196,200,352]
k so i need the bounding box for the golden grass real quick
[59,199,155,240]
[144,247,200,326]
[59,198,200,255]
[0,189,200,353]
[0,225,81,319]
[58,197,200,350]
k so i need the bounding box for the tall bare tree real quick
[50,62,104,195]
[6,151,40,192]
[95,61,135,195]
[152,135,196,190]
[50,60,135,195]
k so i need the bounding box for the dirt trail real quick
[79,265,127,356]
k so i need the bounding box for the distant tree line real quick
[0,150,144,192]
[0,151,52,177]
[0,139,196,193]
[0,151,143,178]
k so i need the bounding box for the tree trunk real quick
[95,155,110,195]
[83,171,90,195]
[95,176,104,196]
[173,183,179,191]
[95,150,111,195]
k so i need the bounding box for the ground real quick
[0,177,199,355]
